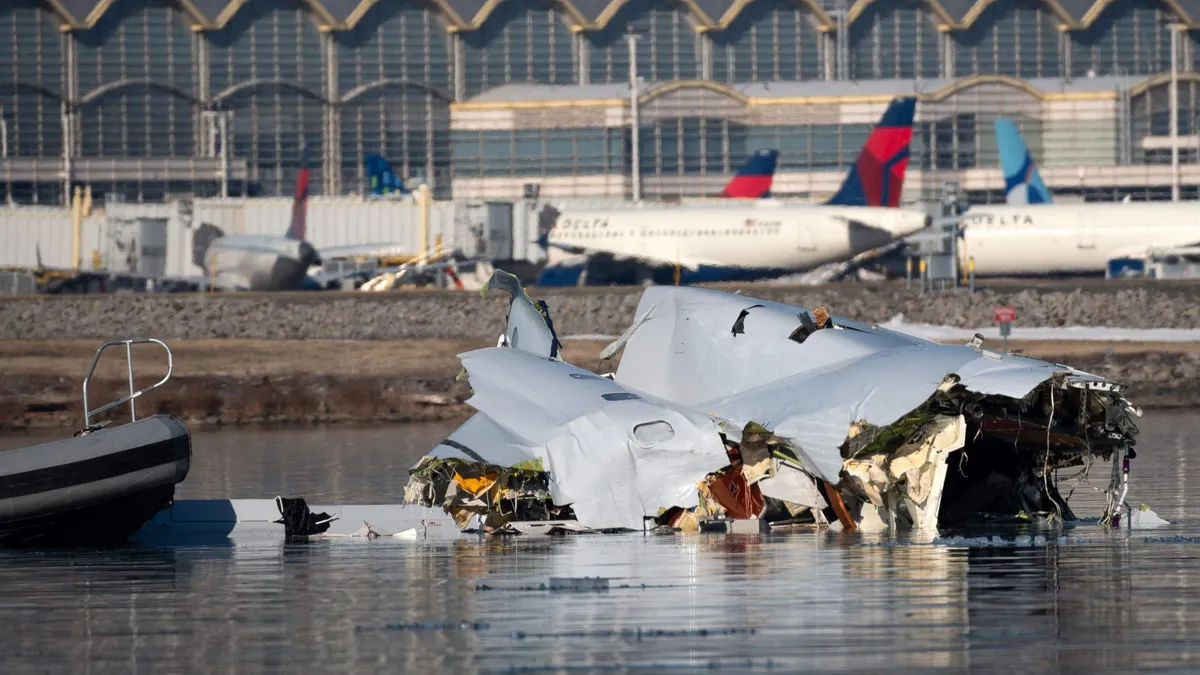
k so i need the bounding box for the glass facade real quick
[1132,79,1200,165]
[586,0,700,83]
[451,128,626,177]
[711,0,824,82]
[0,0,65,203]
[335,0,453,195]
[1,0,1199,203]
[851,0,941,80]
[953,0,1062,79]
[461,0,576,95]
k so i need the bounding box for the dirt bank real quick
[5,337,1198,433]
[0,339,609,432]
[0,338,1193,433]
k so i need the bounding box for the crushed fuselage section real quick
[410,279,1145,536]
[404,456,578,533]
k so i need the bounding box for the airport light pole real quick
[1171,23,1182,201]
[626,26,642,203]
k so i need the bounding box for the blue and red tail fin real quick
[826,97,917,208]
[718,149,779,199]
[286,148,311,241]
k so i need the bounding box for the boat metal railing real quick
[82,338,174,429]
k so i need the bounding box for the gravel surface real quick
[4,282,1199,341]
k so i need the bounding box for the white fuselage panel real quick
[960,203,1200,276]
[548,205,930,272]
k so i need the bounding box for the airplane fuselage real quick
[547,204,930,274]
[204,235,319,291]
[960,202,1200,276]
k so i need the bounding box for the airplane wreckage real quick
[402,270,1147,536]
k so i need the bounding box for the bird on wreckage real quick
[403,269,1150,536]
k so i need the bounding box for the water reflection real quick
[0,412,1199,673]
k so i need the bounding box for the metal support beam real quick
[195,29,210,158]
[322,30,340,197]
[576,31,589,85]
[62,27,79,206]
[835,0,848,80]
[1171,23,1181,202]
[452,32,465,102]
[627,28,641,202]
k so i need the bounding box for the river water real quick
[2,412,1200,674]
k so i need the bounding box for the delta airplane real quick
[956,119,1200,277]
[536,97,930,286]
[192,155,419,291]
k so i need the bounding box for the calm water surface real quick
[2,412,1200,674]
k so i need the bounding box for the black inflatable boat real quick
[0,339,192,547]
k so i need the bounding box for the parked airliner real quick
[957,120,1200,277]
[192,154,423,290]
[537,97,930,285]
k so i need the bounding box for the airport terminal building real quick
[4,0,1200,205]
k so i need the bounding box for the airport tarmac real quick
[1,337,1196,432]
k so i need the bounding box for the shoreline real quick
[1,338,1196,432]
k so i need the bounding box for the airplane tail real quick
[825,97,917,208]
[365,154,405,198]
[995,119,1052,205]
[718,149,779,199]
[286,149,311,241]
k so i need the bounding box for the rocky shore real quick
[4,280,1200,341]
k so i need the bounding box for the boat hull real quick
[0,414,191,547]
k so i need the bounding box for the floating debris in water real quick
[475,581,685,593]
[510,627,758,641]
[491,658,777,673]
[355,621,490,633]
[548,576,608,592]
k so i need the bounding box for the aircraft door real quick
[1077,211,1097,249]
